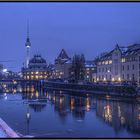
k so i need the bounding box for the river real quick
[0,86,140,138]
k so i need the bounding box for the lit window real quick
[105,61,108,65]
[31,75,34,79]
[118,77,121,82]
[87,71,89,74]
[109,60,112,64]
[112,77,114,81]
[121,58,125,63]
[36,91,39,98]
[36,71,38,74]
[60,72,63,75]
[31,72,33,74]
[36,75,38,79]
[102,61,105,64]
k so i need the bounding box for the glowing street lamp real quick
[3,69,7,73]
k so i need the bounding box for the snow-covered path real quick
[0,127,7,137]
[0,118,19,138]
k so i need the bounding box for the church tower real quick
[25,21,31,68]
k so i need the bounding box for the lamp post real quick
[26,103,31,136]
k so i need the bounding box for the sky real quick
[0,2,140,71]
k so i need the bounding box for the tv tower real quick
[25,20,31,68]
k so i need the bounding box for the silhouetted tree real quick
[69,54,85,83]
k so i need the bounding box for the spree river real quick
[0,86,140,138]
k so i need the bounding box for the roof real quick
[85,61,96,67]
[57,49,70,60]
[97,43,140,61]
[65,60,72,64]
[29,55,46,64]
[98,44,126,61]
[122,44,140,56]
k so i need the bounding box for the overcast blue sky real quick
[0,2,140,71]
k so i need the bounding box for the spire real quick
[27,19,29,38]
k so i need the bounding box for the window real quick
[122,74,124,79]
[132,57,135,61]
[132,65,134,70]
[127,74,129,80]
[109,60,112,64]
[132,74,135,81]
[127,65,129,70]
[102,68,104,72]
[105,61,108,65]
[121,58,125,63]
[102,75,104,79]
[122,66,124,71]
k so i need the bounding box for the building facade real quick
[54,49,72,79]
[22,55,51,80]
[85,60,96,82]
[96,44,140,85]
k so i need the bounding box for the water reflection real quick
[1,84,140,137]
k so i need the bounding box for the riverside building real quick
[54,49,72,79]
[85,60,96,82]
[22,54,51,80]
[96,44,140,85]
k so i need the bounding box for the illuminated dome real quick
[29,55,46,64]
[27,54,48,69]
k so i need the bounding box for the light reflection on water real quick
[0,85,140,137]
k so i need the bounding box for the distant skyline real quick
[0,2,140,71]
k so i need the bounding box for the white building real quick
[96,44,140,86]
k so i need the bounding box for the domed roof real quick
[29,55,46,64]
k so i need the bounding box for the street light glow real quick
[3,69,7,73]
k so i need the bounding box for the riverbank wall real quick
[43,81,137,97]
